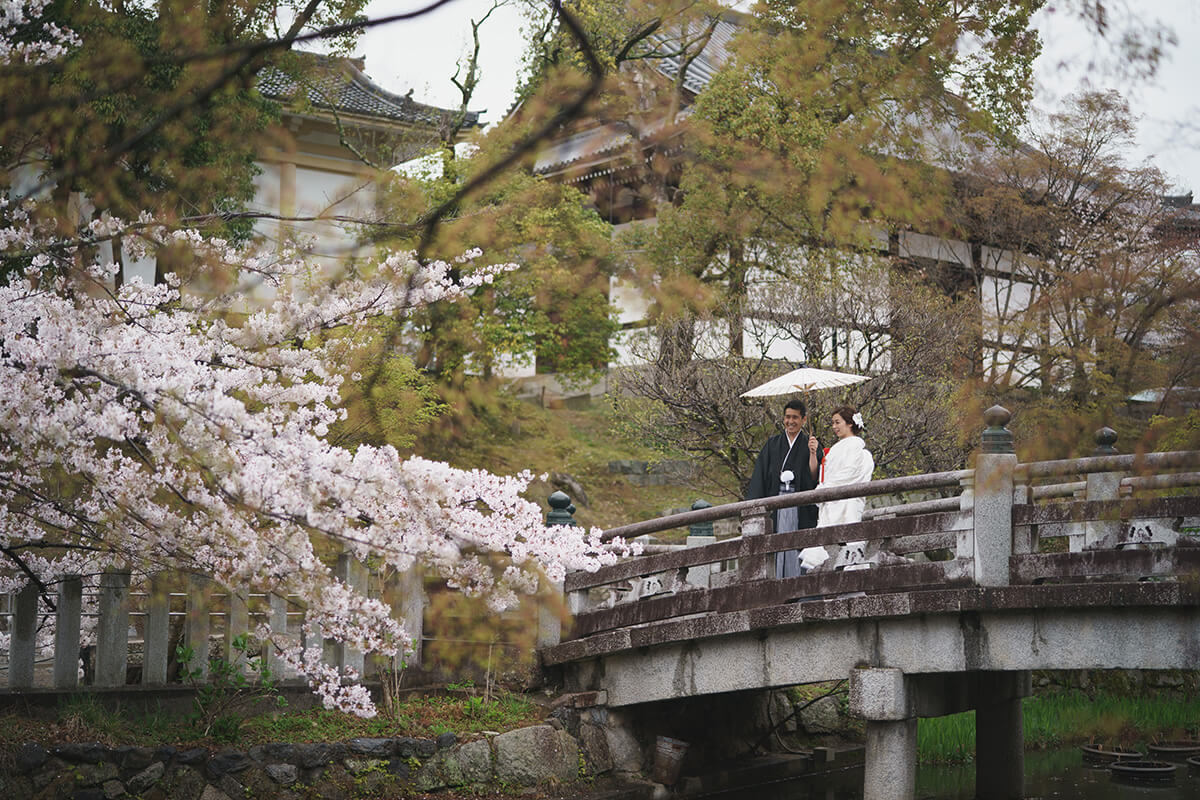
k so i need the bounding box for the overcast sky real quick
[354,0,1200,194]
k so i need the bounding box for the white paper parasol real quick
[741,365,869,398]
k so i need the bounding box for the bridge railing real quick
[547,408,1200,651]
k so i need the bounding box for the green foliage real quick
[1147,409,1200,452]
[177,634,286,742]
[918,710,978,764]
[382,161,620,388]
[918,690,1200,764]
[641,0,1045,298]
[329,321,448,452]
[422,587,546,700]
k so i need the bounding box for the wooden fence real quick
[0,560,425,691]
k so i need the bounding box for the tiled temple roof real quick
[258,54,479,129]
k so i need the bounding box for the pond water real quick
[701,748,1200,799]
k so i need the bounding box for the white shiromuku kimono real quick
[799,435,875,569]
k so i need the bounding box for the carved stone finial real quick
[689,500,714,539]
[983,405,1012,428]
[1094,426,1118,454]
[981,405,1013,454]
[546,491,578,527]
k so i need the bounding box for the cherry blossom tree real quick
[0,0,632,714]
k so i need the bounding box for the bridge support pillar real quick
[864,718,917,800]
[851,668,917,800]
[975,671,1028,800]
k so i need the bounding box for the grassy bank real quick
[918,691,1200,764]
[0,688,545,751]
[417,400,730,535]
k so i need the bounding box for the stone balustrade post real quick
[973,406,1015,586]
[739,506,771,582]
[184,573,212,680]
[1069,484,1087,552]
[539,492,579,649]
[545,490,578,527]
[686,500,717,587]
[96,569,131,687]
[9,582,39,688]
[54,576,82,689]
[335,552,368,680]
[1085,427,1122,548]
[1011,468,1034,555]
[956,473,975,561]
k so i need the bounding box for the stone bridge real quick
[537,408,1200,800]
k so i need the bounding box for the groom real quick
[745,399,823,533]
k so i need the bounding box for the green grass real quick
[241,692,543,743]
[918,691,1200,764]
[0,689,545,751]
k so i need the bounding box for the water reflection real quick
[917,747,1200,799]
[701,748,1200,799]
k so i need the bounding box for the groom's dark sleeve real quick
[745,439,772,500]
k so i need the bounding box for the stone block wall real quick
[3,724,589,799]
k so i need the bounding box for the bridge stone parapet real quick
[551,583,1200,705]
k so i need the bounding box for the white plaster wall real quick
[900,231,971,266]
[611,327,656,367]
[610,276,651,326]
[493,351,537,379]
[742,320,807,362]
[292,165,376,263]
[249,161,282,246]
[980,274,1034,343]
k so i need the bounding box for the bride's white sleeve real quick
[856,449,875,483]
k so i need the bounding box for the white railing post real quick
[54,576,82,688]
[9,582,39,688]
[142,573,170,685]
[1085,427,1122,548]
[95,568,131,687]
[335,552,367,680]
[395,568,424,668]
[266,593,290,678]
[974,406,1015,586]
[225,585,250,676]
[184,573,212,680]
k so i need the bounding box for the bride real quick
[799,405,874,570]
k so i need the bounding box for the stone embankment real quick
[4,724,585,799]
